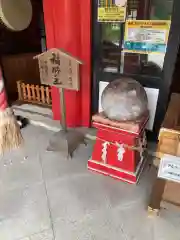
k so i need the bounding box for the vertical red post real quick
[43,0,91,127]
[80,0,91,127]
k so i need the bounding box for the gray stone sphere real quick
[101,78,148,121]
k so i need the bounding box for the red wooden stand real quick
[88,113,149,184]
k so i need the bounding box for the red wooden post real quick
[80,0,91,127]
[43,0,91,127]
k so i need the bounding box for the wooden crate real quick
[156,93,180,159]
[148,93,180,216]
[17,81,52,106]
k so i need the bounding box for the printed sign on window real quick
[123,20,171,54]
[98,0,127,22]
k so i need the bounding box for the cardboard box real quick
[149,93,180,215]
[156,93,180,161]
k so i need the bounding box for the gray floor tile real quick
[47,164,155,224]
[39,126,93,185]
[0,153,43,191]
[137,163,157,203]
[0,125,179,240]
[0,184,51,240]
[116,202,154,240]
[21,125,53,151]
[29,229,54,240]
[153,209,180,240]
[0,125,53,191]
[47,173,111,223]
[40,143,93,183]
[0,124,64,192]
[54,210,127,240]
[96,163,157,209]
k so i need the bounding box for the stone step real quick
[12,103,61,132]
[12,103,97,140]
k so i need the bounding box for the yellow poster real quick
[98,0,127,22]
[124,20,171,54]
[98,7,126,22]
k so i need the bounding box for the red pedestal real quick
[88,115,149,184]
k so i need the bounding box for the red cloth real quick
[0,66,8,111]
[92,111,149,133]
[43,0,91,127]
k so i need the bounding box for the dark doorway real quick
[171,46,180,94]
[0,0,46,103]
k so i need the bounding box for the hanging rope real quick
[93,131,147,152]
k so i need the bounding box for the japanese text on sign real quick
[50,52,62,85]
[35,49,82,91]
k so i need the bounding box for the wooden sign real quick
[34,48,83,91]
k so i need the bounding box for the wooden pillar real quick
[80,0,91,127]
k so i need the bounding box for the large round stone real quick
[101,78,148,121]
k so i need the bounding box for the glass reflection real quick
[100,0,174,77]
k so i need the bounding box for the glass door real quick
[92,0,176,138]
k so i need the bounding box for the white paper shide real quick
[101,142,109,163]
[116,142,125,161]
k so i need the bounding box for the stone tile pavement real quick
[0,125,179,240]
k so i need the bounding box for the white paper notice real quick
[99,81,159,131]
[99,81,108,112]
[148,53,165,69]
[158,155,180,183]
[144,87,159,130]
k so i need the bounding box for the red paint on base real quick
[88,160,146,184]
[80,0,91,127]
[88,117,148,184]
[43,0,91,127]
